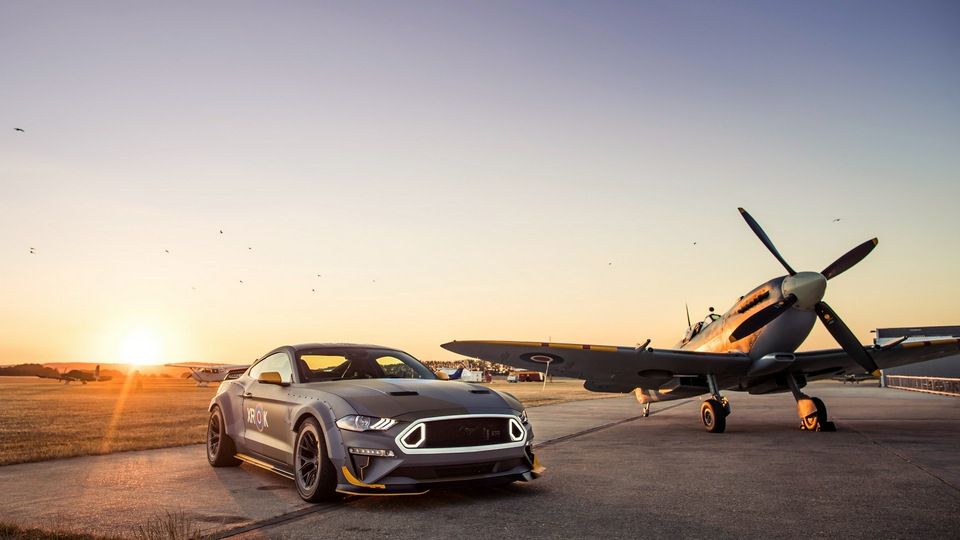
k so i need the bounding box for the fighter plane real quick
[443,208,960,433]
[166,362,249,386]
[37,365,111,384]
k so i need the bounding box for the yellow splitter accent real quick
[339,466,428,496]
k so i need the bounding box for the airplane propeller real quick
[729,294,798,342]
[821,238,878,281]
[737,208,796,276]
[815,302,879,372]
[730,208,879,373]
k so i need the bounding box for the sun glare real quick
[117,329,163,365]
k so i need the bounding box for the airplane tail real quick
[449,367,464,380]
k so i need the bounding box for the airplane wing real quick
[36,374,78,382]
[165,363,248,370]
[441,340,751,391]
[444,337,960,390]
[794,337,960,378]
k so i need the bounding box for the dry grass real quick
[0,376,615,466]
[0,377,216,466]
[0,510,205,540]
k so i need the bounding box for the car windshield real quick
[297,347,437,381]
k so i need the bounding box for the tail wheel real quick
[701,399,727,433]
[294,417,338,503]
[207,406,241,467]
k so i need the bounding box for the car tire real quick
[207,405,241,467]
[294,417,338,503]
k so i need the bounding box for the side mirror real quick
[435,371,450,380]
[257,372,289,386]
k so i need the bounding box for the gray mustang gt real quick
[206,343,543,502]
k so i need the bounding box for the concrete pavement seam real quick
[833,419,960,494]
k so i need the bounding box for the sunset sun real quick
[117,330,163,366]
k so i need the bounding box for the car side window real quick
[249,352,293,383]
[375,355,421,379]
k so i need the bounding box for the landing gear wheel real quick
[701,399,727,433]
[207,405,241,467]
[801,397,830,431]
[294,417,338,503]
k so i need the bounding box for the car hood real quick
[312,379,521,419]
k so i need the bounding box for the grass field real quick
[0,376,617,466]
[0,377,217,466]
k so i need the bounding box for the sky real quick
[2,0,958,366]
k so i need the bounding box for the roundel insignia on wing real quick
[520,352,564,365]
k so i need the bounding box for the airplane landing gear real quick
[701,399,728,433]
[788,375,835,432]
[701,374,730,433]
[642,403,651,417]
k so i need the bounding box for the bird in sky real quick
[14,128,25,132]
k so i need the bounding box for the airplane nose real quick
[782,271,827,310]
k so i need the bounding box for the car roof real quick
[289,343,399,352]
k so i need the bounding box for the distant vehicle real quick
[166,362,250,387]
[206,343,543,502]
[507,370,542,383]
[444,208,960,433]
[37,365,111,384]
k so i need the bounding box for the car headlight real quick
[336,415,398,432]
[519,409,528,424]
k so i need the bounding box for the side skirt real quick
[236,453,294,481]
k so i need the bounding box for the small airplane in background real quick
[37,365,111,384]
[834,373,878,384]
[166,362,249,387]
[444,208,960,433]
[434,366,465,380]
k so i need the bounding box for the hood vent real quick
[389,391,419,397]
[470,389,491,394]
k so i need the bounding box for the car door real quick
[242,351,295,463]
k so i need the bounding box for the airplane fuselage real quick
[676,276,818,360]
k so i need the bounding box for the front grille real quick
[397,415,526,452]
[423,417,511,448]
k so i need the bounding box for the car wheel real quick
[294,417,338,502]
[207,405,241,467]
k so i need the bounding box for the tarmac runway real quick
[2,381,959,539]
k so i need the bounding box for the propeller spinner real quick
[730,208,879,373]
